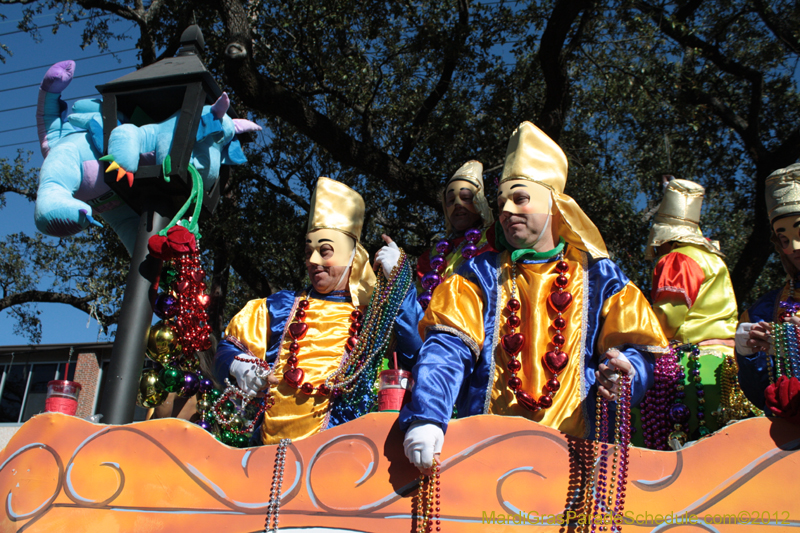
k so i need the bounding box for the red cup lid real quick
[47,380,82,390]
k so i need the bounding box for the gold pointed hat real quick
[307,176,365,240]
[499,122,608,258]
[766,163,800,223]
[500,121,567,192]
[645,179,722,260]
[307,177,375,306]
[443,160,494,232]
[766,163,800,278]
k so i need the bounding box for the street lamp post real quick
[96,26,228,424]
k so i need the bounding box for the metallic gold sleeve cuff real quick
[426,325,481,360]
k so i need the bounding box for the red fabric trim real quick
[651,252,704,307]
[416,247,433,281]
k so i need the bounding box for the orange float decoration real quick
[0,412,798,532]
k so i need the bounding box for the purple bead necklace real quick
[418,227,483,309]
[582,374,631,533]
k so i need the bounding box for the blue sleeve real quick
[736,351,772,411]
[392,284,424,369]
[735,288,780,410]
[213,338,242,386]
[399,331,475,433]
[622,346,655,408]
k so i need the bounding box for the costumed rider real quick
[214,177,423,445]
[416,161,495,309]
[637,178,757,447]
[400,121,668,470]
[737,163,800,423]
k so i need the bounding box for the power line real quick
[0,139,38,149]
[0,48,137,77]
[0,12,57,26]
[0,93,98,115]
[0,65,135,94]
[0,125,34,135]
[0,16,97,38]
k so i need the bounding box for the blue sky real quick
[0,6,139,345]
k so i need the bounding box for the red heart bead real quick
[548,291,573,313]
[346,335,359,350]
[191,270,205,282]
[197,294,210,307]
[173,280,190,293]
[515,390,539,412]
[543,350,569,374]
[284,366,305,388]
[289,322,309,340]
[501,333,525,356]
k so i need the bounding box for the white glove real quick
[603,350,636,380]
[403,422,444,471]
[735,322,755,355]
[229,354,270,397]
[375,241,401,277]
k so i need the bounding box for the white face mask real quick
[305,229,356,267]
[444,180,479,218]
[498,179,553,247]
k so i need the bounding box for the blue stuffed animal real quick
[34,61,261,254]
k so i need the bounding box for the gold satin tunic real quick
[224,296,363,445]
[420,247,666,437]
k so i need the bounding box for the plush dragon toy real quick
[34,60,261,254]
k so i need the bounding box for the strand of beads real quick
[581,374,631,533]
[264,438,290,533]
[172,252,212,360]
[418,228,482,309]
[716,356,763,423]
[210,369,275,437]
[685,345,709,437]
[779,277,800,321]
[328,255,415,422]
[666,345,690,448]
[639,347,680,449]
[773,322,800,379]
[416,460,441,533]
[503,254,571,412]
[326,251,414,397]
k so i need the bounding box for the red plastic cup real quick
[377,369,412,412]
[45,380,82,416]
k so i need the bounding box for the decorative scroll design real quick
[1,413,800,532]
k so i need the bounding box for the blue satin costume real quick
[736,287,783,410]
[215,285,423,443]
[399,247,667,439]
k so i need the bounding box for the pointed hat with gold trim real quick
[645,179,723,260]
[500,122,608,258]
[442,160,494,233]
[307,177,375,306]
